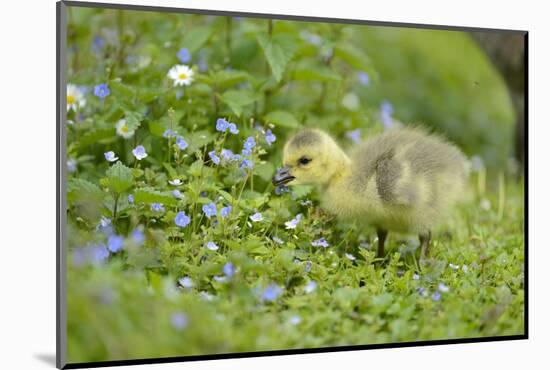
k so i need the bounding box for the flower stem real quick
[225,17,233,66]
[113,193,120,222]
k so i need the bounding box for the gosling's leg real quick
[376,228,388,258]
[419,230,432,261]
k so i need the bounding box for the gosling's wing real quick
[375,150,417,207]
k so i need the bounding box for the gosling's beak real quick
[272,165,295,186]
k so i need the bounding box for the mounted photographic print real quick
[57,1,527,368]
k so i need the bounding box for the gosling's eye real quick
[298,157,312,165]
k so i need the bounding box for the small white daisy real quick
[116,119,135,139]
[168,179,182,186]
[66,84,86,111]
[167,64,194,87]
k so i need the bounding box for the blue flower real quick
[275,185,289,195]
[289,315,302,325]
[213,275,227,283]
[202,203,217,218]
[241,148,252,156]
[107,235,124,253]
[311,237,329,248]
[94,83,110,99]
[130,229,145,246]
[170,312,189,331]
[413,273,420,280]
[67,158,77,173]
[175,211,191,227]
[304,280,317,294]
[176,136,188,150]
[262,284,282,302]
[198,58,208,72]
[240,158,253,169]
[168,179,182,186]
[92,35,105,53]
[223,262,236,277]
[220,149,234,162]
[89,244,109,264]
[432,291,441,301]
[285,214,303,229]
[104,151,118,162]
[206,241,219,251]
[381,100,394,115]
[178,276,194,288]
[305,260,312,272]
[265,130,276,146]
[438,283,450,293]
[132,145,148,160]
[151,203,165,212]
[163,129,177,138]
[243,136,256,150]
[177,48,191,63]
[345,129,361,144]
[380,100,394,129]
[228,122,239,134]
[220,206,232,218]
[250,212,263,222]
[172,189,183,199]
[358,71,370,86]
[216,118,230,132]
[98,217,112,230]
[208,151,220,165]
[72,244,110,266]
[272,236,284,245]
[127,194,134,204]
[345,253,356,261]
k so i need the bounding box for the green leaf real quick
[333,43,377,79]
[181,26,212,53]
[106,162,134,193]
[75,128,115,149]
[68,178,104,202]
[124,110,143,131]
[134,187,178,206]
[291,185,313,199]
[255,162,276,182]
[264,110,301,129]
[109,80,135,98]
[219,89,258,117]
[211,70,250,90]
[187,130,215,153]
[218,190,234,204]
[257,33,297,82]
[291,63,341,82]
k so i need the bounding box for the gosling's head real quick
[272,128,350,187]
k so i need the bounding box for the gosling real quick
[272,127,469,259]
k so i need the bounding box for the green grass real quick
[65,7,524,363]
[67,173,524,363]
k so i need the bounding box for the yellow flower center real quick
[67,95,75,104]
[178,73,187,80]
[121,125,129,133]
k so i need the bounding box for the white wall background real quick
[0,0,546,368]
